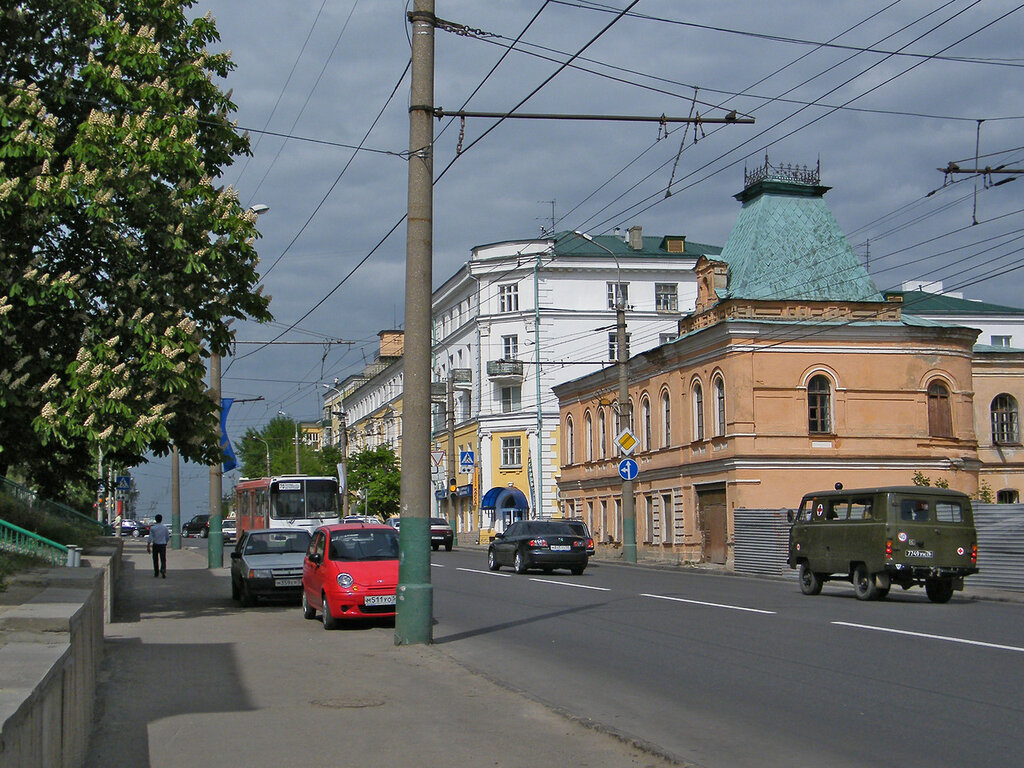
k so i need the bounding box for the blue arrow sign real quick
[617,458,639,481]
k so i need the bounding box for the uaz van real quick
[787,485,978,603]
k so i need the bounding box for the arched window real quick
[714,376,726,436]
[565,416,575,464]
[662,392,672,447]
[584,412,594,461]
[692,381,705,441]
[598,409,607,458]
[641,397,651,451]
[808,375,832,434]
[927,381,953,438]
[991,393,1019,445]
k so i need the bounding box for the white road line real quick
[529,578,611,591]
[833,621,1024,654]
[430,562,445,568]
[456,567,511,578]
[641,593,776,615]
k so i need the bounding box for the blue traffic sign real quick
[617,458,639,481]
[115,475,131,491]
[459,451,475,471]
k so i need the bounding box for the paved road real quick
[429,549,1024,768]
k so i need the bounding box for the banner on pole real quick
[221,398,238,472]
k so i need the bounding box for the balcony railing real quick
[486,359,524,379]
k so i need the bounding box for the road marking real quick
[456,567,511,578]
[833,621,1024,654]
[529,578,611,591]
[430,562,445,568]
[641,593,776,615]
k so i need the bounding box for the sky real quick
[130,0,1024,520]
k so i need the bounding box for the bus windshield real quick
[271,479,339,520]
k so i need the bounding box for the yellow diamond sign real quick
[615,428,638,455]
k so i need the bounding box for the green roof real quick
[885,290,1024,316]
[552,231,722,259]
[716,178,882,303]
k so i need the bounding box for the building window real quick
[692,382,705,441]
[714,376,726,436]
[997,489,1019,504]
[808,375,832,434]
[927,381,953,438]
[499,284,518,312]
[585,412,593,461]
[662,392,671,447]
[501,385,521,413]
[991,335,1012,347]
[598,409,607,458]
[607,282,628,309]
[640,397,651,451]
[608,332,631,361]
[502,334,519,360]
[500,437,521,468]
[655,283,678,311]
[565,417,575,465]
[991,393,1019,444]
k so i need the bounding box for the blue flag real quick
[220,398,238,472]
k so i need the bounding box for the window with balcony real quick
[808,375,832,434]
[502,334,519,360]
[499,284,519,312]
[655,283,678,311]
[501,385,521,413]
[991,393,1019,444]
[501,437,522,468]
[607,282,628,309]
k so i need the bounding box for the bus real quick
[235,475,341,536]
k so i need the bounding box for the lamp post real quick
[322,382,349,516]
[247,435,271,477]
[572,231,637,564]
[277,409,300,474]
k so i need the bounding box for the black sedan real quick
[487,520,591,575]
[230,529,311,607]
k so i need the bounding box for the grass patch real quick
[0,551,48,591]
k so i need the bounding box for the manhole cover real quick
[311,697,386,709]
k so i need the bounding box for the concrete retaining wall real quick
[0,542,118,768]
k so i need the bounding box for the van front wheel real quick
[853,564,879,601]
[798,563,823,595]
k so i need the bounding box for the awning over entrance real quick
[480,486,529,512]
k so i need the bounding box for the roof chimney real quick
[628,225,643,250]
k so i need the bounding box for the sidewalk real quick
[84,542,683,768]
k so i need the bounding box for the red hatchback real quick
[301,523,400,629]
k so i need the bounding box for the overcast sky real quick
[131,0,1024,520]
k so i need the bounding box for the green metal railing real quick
[0,476,104,532]
[0,518,69,566]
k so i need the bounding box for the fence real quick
[0,475,104,531]
[733,504,1024,592]
[0,518,69,566]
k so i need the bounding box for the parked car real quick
[488,520,591,575]
[302,523,400,628]
[222,518,236,543]
[343,514,383,524]
[230,529,311,607]
[119,519,138,537]
[136,518,155,538]
[430,517,454,551]
[386,517,400,530]
[182,514,210,538]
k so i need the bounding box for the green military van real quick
[787,485,978,603]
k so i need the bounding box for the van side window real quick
[848,498,873,520]
[935,502,963,523]
[900,499,930,522]
[826,500,848,520]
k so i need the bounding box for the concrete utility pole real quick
[446,375,456,546]
[208,353,224,568]
[395,0,435,646]
[616,296,637,564]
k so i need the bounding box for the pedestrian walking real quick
[147,514,171,578]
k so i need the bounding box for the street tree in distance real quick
[0,1,272,495]
[346,445,401,520]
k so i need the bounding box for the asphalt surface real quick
[84,540,684,768]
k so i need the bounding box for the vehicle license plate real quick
[550,545,570,552]
[364,594,396,606]
[905,550,934,558]
[275,578,301,587]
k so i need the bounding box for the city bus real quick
[235,475,341,536]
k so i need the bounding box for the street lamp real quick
[322,382,349,515]
[247,434,271,477]
[570,231,636,564]
[277,409,300,473]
